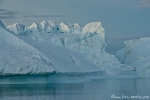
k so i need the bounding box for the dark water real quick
[0,79,150,100]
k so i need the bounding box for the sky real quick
[0,0,150,54]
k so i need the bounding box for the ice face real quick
[0,20,5,29]
[116,37,150,78]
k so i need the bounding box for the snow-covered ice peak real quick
[73,23,81,30]
[59,22,70,33]
[28,22,42,32]
[40,20,58,33]
[67,23,82,34]
[68,23,81,29]
[7,23,25,35]
[29,22,40,29]
[83,22,105,35]
[0,20,5,29]
[6,20,105,36]
[48,20,56,27]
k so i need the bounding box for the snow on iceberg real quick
[116,37,150,78]
[21,20,58,34]
[40,20,58,33]
[67,23,82,34]
[59,22,71,33]
[59,22,82,34]
[26,22,42,33]
[7,23,26,35]
[7,20,82,35]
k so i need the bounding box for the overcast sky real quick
[0,0,150,54]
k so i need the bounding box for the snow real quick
[40,20,58,33]
[7,20,58,34]
[59,22,70,33]
[7,23,26,35]
[116,37,150,78]
[68,23,82,34]
[26,22,42,33]
[7,20,82,35]
[82,22,104,34]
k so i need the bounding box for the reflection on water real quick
[0,79,150,100]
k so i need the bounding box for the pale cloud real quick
[138,0,150,7]
[0,9,18,19]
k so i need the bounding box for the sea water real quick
[0,77,150,100]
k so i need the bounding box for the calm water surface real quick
[0,79,150,100]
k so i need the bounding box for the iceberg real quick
[4,20,133,76]
[0,21,101,75]
[116,37,150,78]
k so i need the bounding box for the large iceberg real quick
[0,21,105,75]
[4,20,133,76]
[116,37,150,78]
